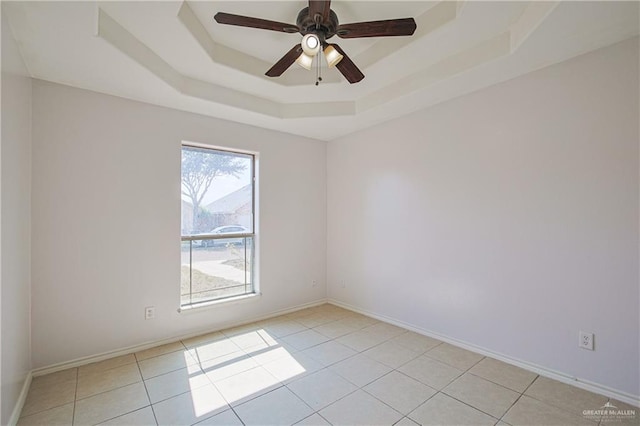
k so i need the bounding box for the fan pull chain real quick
[315,52,323,86]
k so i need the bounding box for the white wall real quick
[327,37,639,398]
[1,8,33,424]
[31,81,326,368]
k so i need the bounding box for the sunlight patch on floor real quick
[188,329,306,411]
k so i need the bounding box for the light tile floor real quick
[18,304,638,426]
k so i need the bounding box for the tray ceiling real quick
[4,1,638,141]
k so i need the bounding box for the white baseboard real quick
[32,298,328,377]
[8,371,32,426]
[328,298,640,408]
[26,297,638,410]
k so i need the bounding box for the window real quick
[180,145,255,307]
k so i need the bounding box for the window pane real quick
[181,237,254,306]
[180,240,192,305]
[181,146,253,236]
[181,145,255,307]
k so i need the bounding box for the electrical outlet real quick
[312,280,317,287]
[145,306,155,320]
[579,331,594,350]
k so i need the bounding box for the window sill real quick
[178,292,262,314]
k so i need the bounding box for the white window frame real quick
[180,142,258,310]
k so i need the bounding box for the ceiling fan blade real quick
[337,18,416,38]
[214,12,298,33]
[329,44,364,84]
[265,45,304,77]
[308,0,331,23]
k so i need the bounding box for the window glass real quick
[180,145,255,307]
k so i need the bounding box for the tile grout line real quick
[438,389,502,423]
[136,356,159,426]
[282,363,364,418]
[71,368,79,426]
[414,355,502,422]
[462,369,533,395]
[315,410,334,425]
[359,368,431,420]
[497,373,541,424]
[225,383,286,426]
[512,376,605,424]
[404,387,440,424]
[88,367,157,425]
[73,362,143,399]
[199,349,251,426]
[313,384,362,419]
[464,368,536,395]
[233,406,248,426]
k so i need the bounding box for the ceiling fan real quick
[214,0,417,84]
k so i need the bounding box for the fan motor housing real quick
[296,7,339,40]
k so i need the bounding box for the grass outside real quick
[221,259,248,270]
[181,265,250,304]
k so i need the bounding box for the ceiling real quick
[4,1,639,141]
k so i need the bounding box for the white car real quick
[194,225,250,247]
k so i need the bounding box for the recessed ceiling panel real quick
[3,1,638,141]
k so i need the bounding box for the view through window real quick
[181,145,255,307]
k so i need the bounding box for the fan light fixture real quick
[295,52,314,70]
[215,1,417,84]
[301,34,320,56]
[323,45,343,67]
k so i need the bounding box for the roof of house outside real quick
[206,184,252,213]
